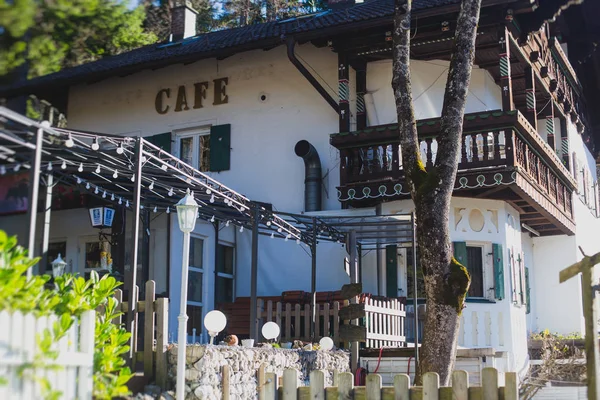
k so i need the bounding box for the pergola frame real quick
[0,107,418,362]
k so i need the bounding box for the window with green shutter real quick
[525,267,531,314]
[146,132,172,153]
[492,243,505,300]
[209,124,231,172]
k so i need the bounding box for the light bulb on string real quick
[210,215,215,222]
[206,188,211,195]
[226,220,230,227]
[140,205,144,209]
[266,221,272,227]
[116,143,124,154]
[278,227,282,233]
[0,165,6,175]
[166,207,170,214]
[285,236,289,242]
[78,163,83,172]
[296,239,301,245]
[76,177,82,184]
[95,165,101,174]
[86,182,90,190]
[271,232,275,239]
[126,200,129,207]
[61,160,67,170]
[239,226,244,233]
[102,191,107,198]
[94,187,99,194]
[168,188,174,196]
[113,170,118,179]
[91,137,99,151]
[210,194,215,203]
[118,198,122,205]
[161,164,168,171]
[131,174,135,182]
[47,162,52,171]
[149,181,154,190]
[65,134,74,148]
[14,164,21,172]
[153,206,157,213]
[111,193,115,201]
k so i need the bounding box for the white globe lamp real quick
[204,310,227,344]
[261,322,280,341]
[319,337,334,351]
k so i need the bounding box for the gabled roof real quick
[0,0,468,97]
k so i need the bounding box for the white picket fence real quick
[0,310,95,400]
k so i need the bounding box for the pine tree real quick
[0,0,157,79]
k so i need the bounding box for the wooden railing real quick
[257,297,406,348]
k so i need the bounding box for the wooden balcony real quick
[330,110,577,236]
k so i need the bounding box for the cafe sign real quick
[155,77,229,114]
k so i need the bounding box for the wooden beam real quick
[499,26,515,111]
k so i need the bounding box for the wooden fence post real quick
[144,280,156,380]
[338,372,354,400]
[366,374,382,400]
[394,374,410,400]
[423,372,439,400]
[282,369,298,400]
[504,372,518,400]
[309,370,325,400]
[482,367,499,400]
[258,364,266,400]
[155,297,169,389]
[222,364,230,400]
[78,310,96,400]
[264,372,278,400]
[452,370,469,400]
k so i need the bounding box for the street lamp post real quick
[175,190,199,400]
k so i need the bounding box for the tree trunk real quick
[392,0,482,385]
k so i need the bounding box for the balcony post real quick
[356,61,367,130]
[505,129,515,166]
[498,27,514,111]
[560,118,570,169]
[338,53,350,133]
[524,66,537,131]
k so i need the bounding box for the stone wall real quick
[167,345,350,399]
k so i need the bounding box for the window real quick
[466,246,484,297]
[176,129,210,172]
[215,244,235,305]
[187,236,204,335]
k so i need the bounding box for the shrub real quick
[0,230,133,399]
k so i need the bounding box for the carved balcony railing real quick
[330,110,577,235]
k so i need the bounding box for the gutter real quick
[286,37,339,114]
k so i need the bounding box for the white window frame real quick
[465,242,494,301]
[216,241,235,304]
[187,234,207,339]
[174,127,211,172]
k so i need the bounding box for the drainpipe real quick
[295,140,322,212]
[286,37,339,113]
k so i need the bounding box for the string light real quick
[131,175,135,182]
[61,160,67,170]
[126,200,129,207]
[153,206,157,213]
[116,143,124,154]
[111,193,115,201]
[95,165,101,174]
[94,187,99,194]
[140,205,144,209]
[118,197,122,205]
[271,232,275,239]
[266,221,272,226]
[239,226,244,233]
[78,163,83,172]
[47,162,52,171]
[76,177,82,184]
[206,188,211,195]
[210,215,215,222]
[86,182,90,189]
[0,165,6,175]
[226,220,230,227]
[113,170,118,179]
[102,191,107,198]
[296,239,301,245]
[149,181,154,190]
[168,188,174,196]
[161,164,168,171]
[65,134,74,148]
[91,137,99,151]
[166,207,170,214]
[210,194,215,203]
[278,227,282,233]
[285,235,289,242]
[14,164,21,172]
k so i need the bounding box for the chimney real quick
[171,0,198,41]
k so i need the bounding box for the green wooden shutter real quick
[386,245,398,298]
[453,242,468,265]
[525,267,531,314]
[146,132,172,152]
[209,124,231,172]
[492,243,505,300]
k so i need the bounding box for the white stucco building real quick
[1,0,598,379]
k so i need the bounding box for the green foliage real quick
[0,0,156,79]
[0,230,132,399]
[530,329,584,341]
